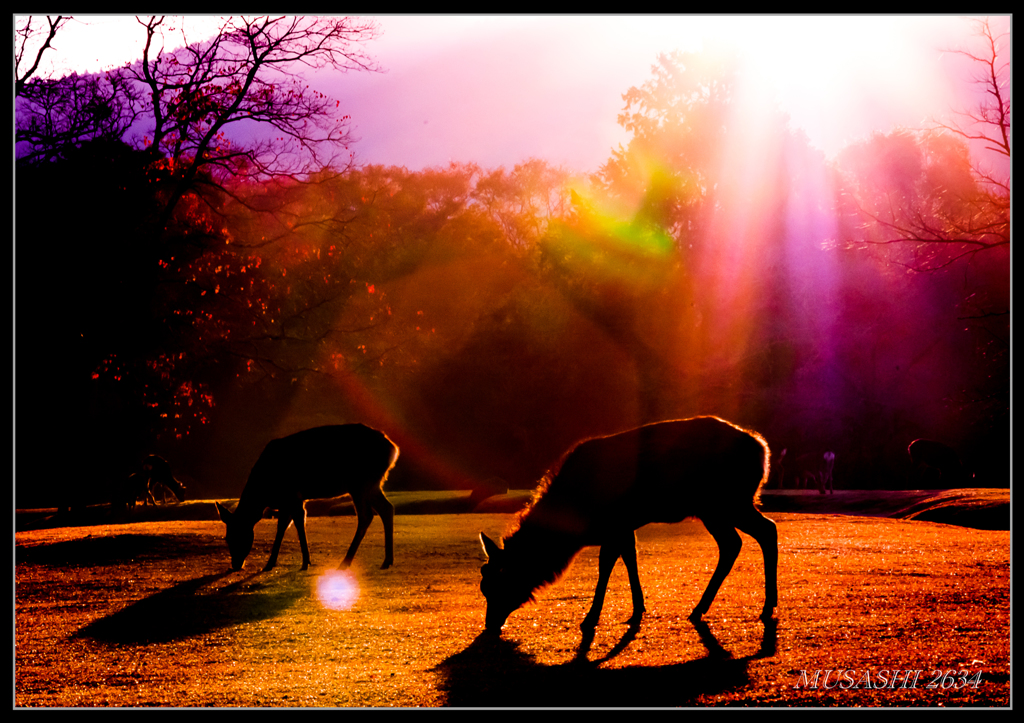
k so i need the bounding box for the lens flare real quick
[316,570,360,611]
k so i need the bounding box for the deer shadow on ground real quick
[434,618,778,707]
[16,533,220,567]
[20,532,306,644]
[74,568,308,645]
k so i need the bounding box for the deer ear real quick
[479,533,503,561]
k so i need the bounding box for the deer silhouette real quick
[114,471,151,512]
[113,455,186,512]
[142,455,187,503]
[791,451,835,494]
[216,424,398,572]
[479,416,778,633]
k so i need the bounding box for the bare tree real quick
[16,15,381,227]
[126,15,381,226]
[934,17,1011,164]
[14,15,70,96]
[836,17,1009,273]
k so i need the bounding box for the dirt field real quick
[14,494,1011,708]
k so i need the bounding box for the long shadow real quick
[16,534,222,567]
[76,570,306,645]
[434,618,779,707]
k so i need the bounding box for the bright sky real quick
[17,14,1004,172]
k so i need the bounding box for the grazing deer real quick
[908,439,967,487]
[142,455,187,504]
[216,424,398,572]
[792,451,835,494]
[114,471,151,512]
[479,416,778,634]
[112,455,187,512]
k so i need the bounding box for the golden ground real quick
[15,510,1010,707]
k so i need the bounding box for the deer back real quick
[526,416,768,539]
[240,424,398,512]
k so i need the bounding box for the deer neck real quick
[504,523,583,597]
[233,491,271,526]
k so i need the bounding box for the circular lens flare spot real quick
[316,570,360,611]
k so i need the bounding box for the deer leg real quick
[621,531,646,626]
[294,502,312,570]
[690,520,741,620]
[265,512,294,572]
[341,498,374,570]
[582,542,621,631]
[736,506,779,620]
[369,488,394,569]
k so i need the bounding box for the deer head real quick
[217,502,255,571]
[479,533,534,632]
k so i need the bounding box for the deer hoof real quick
[381,558,393,570]
[262,564,276,573]
[688,608,707,622]
[580,615,599,632]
